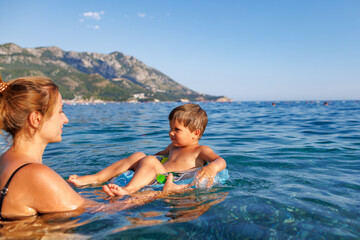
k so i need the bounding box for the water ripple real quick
[1,101,360,239]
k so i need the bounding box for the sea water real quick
[0,101,359,239]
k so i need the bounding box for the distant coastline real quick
[61,98,356,106]
[63,96,233,105]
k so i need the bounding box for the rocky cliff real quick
[0,43,226,102]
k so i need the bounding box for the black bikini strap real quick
[0,163,32,218]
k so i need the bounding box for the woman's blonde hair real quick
[0,75,59,143]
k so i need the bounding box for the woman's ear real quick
[29,111,42,129]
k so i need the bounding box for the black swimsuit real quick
[0,163,32,219]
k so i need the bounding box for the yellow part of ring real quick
[160,156,168,164]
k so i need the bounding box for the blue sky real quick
[0,0,359,101]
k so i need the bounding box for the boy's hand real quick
[195,164,217,188]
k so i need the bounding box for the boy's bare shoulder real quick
[197,145,221,162]
[156,144,173,155]
[197,145,215,152]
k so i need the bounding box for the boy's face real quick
[169,120,200,147]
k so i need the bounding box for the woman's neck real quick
[10,136,46,164]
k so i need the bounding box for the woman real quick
[0,75,183,220]
[0,76,88,220]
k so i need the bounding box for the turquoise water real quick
[1,101,360,239]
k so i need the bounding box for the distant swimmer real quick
[324,102,328,106]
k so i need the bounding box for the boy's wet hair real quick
[168,103,208,138]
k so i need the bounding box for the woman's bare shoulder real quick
[16,163,61,184]
[17,163,85,213]
[24,162,58,175]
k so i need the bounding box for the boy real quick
[68,103,226,196]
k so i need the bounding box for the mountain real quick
[0,43,229,102]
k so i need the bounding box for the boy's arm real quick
[195,146,227,187]
[155,144,172,156]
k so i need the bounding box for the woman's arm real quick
[13,164,163,217]
[24,164,88,214]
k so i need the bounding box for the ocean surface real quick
[0,101,359,239]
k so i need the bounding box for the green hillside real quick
[0,43,226,102]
